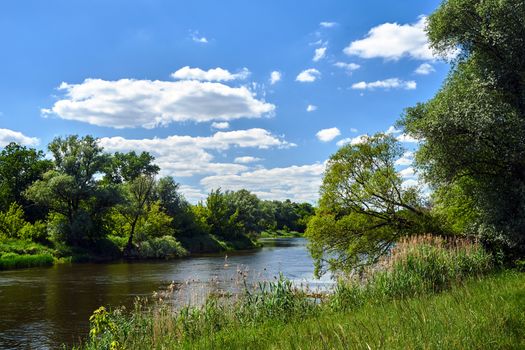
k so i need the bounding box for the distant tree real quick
[306,134,434,276]
[225,189,262,234]
[205,189,242,239]
[0,143,52,220]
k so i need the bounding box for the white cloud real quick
[399,166,416,179]
[191,31,208,43]
[306,104,317,112]
[395,151,414,166]
[344,16,434,60]
[171,66,250,81]
[351,78,416,91]
[234,156,263,164]
[270,71,282,85]
[414,63,435,75]
[401,178,419,189]
[336,134,369,147]
[396,133,419,143]
[334,62,361,73]
[99,128,294,177]
[320,21,338,28]
[313,47,327,62]
[211,121,230,130]
[316,127,341,142]
[179,184,207,203]
[296,69,321,83]
[44,78,275,128]
[0,128,39,147]
[201,163,325,203]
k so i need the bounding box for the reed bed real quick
[77,235,512,350]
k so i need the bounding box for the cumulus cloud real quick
[171,66,250,81]
[99,128,294,177]
[320,21,338,28]
[306,104,317,112]
[316,127,341,142]
[270,71,282,85]
[344,16,434,60]
[296,69,321,83]
[234,156,263,164]
[336,134,369,146]
[0,128,39,147]
[334,62,361,73]
[313,47,327,62]
[385,125,420,143]
[201,163,325,202]
[398,166,416,179]
[179,184,207,203]
[44,78,275,128]
[351,78,416,90]
[395,151,414,166]
[211,121,230,130]
[414,63,435,75]
[191,31,208,43]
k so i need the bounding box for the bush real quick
[136,236,188,259]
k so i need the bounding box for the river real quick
[0,238,332,349]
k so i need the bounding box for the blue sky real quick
[0,0,447,203]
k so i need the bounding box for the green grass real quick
[259,230,303,238]
[78,236,514,350]
[0,252,54,270]
[180,272,525,350]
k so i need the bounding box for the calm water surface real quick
[0,238,331,349]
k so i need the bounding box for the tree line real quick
[0,136,313,260]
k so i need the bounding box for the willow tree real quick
[306,134,435,276]
[402,0,525,258]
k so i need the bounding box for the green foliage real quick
[103,151,159,184]
[0,142,52,220]
[0,252,54,270]
[0,203,49,243]
[136,236,188,259]
[401,0,525,259]
[77,240,506,350]
[306,134,435,275]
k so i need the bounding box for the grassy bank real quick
[77,235,520,350]
[259,230,303,238]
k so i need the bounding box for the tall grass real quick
[77,235,500,350]
[0,252,54,270]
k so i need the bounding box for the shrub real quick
[136,236,188,259]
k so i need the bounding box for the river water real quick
[0,238,332,349]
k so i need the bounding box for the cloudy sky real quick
[0,0,446,203]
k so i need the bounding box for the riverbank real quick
[172,272,525,350]
[0,233,261,271]
[77,236,516,350]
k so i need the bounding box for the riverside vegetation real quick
[80,0,525,348]
[78,236,525,350]
[0,139,314,270]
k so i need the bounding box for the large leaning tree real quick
[306,134,436,276]
[401,0,525,259]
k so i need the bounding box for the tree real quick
[306,134,432,276]
[104,151,159,184]
[25,135,115,245]
[205,189,242,239]
[156,176,196,236]
[225,189,262,234]
[401,0,525,258]
[115,175,157,253]
[0,143,52,220]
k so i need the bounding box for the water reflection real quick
[0,238,331,349]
